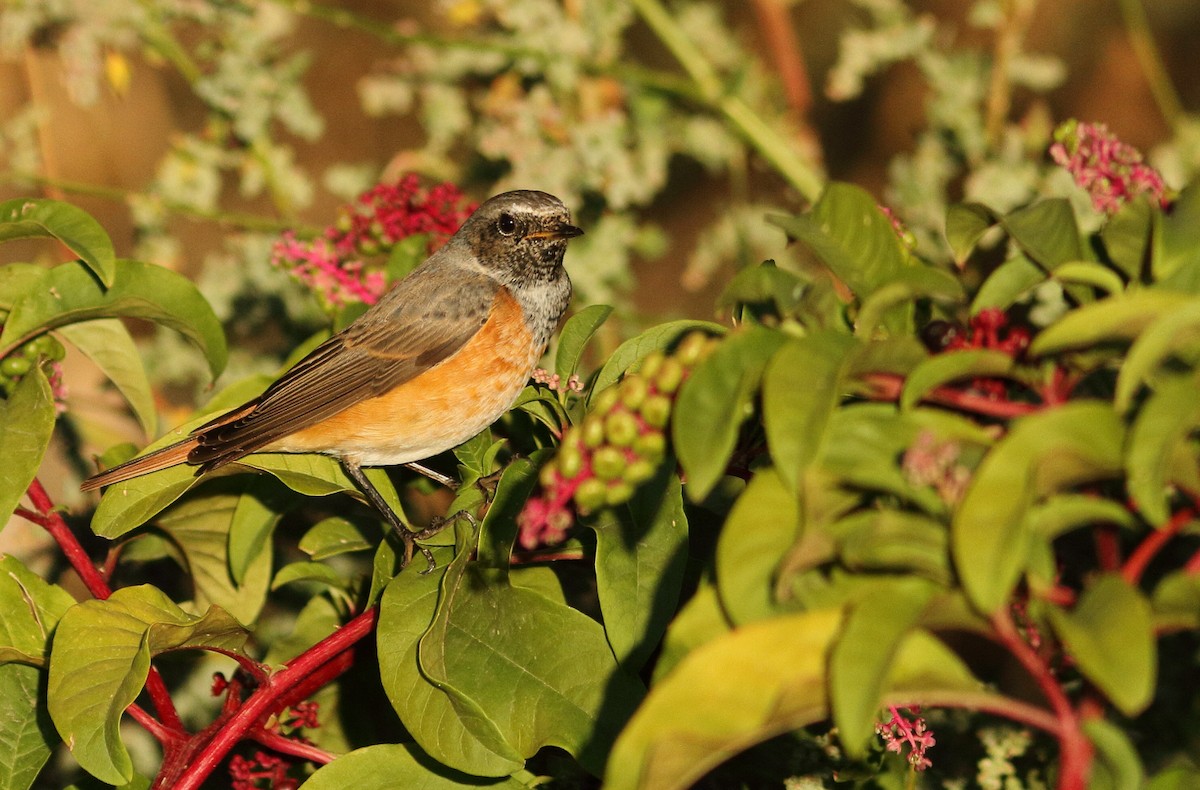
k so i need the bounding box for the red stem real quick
[20,479,187,735]
[168,607,379,790]
[1122,507,1193,585]
[1093,526,1122,572]
[1186,547,1200,575]
[864,373,1040,419]
[250,729,336,765]
[992,609,1092,790]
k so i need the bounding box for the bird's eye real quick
[497,213,518,236]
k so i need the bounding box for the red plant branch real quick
[20,479,186,737]
[1123,506,1194,585]
[864,373,1041,419]
[167,606,379,790]
[992,608,1093,790]
[250,729,337,766]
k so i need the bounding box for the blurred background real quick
[1,0,1199,517]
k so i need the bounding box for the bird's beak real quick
[526,223,584,240]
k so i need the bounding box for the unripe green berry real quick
[654,358,684,395]
[633,431,666,460]
[31,335,66,361]
[623,458,657,485]
[675,332,712,366]
[592,446,626,481]
[605,481,634,507]
[638,351,665,379]
[592,386,620,414]
[604,410,639,448]
[581,414,606,448]
[558,444,584,480]
[574,478,608,512]
[2,355,31,377]
[539,464,558,489]
[618,375,648,411]
[639,394,672,429]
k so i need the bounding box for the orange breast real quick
[269,288,539,466]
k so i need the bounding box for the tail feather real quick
[80,437,199,491]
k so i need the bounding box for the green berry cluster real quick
[0,310,65,398]
[518,331,718,549]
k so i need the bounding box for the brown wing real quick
[188,263,500,469]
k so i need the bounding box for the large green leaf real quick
[0,259,226,379]
[555,304,612,380]
[651,582,731,684]
[590,319,726,398]
[1126,374,1200,525]
[768,183,907,299]
[0,263,47,308]
[1155,181,1200,284]
[1029,291,1194,357]
[48,585,250,784]
[301,743,526,789]
[1101,197,1153,281]
[0,554,76,666]
[900,349,1017,411]
[378,547,524,778]
[1001,198,1084,269]
[419,558,643,776]
[474,456,541,570]
[971,254,1046,312]
[0,366,55,526]
[762,332,860,493]
[674,326,786,501]
[1114,299,1200,413]
[835,509,951,584]
[589,468,688,670]
[716,467,799,625]
[953,402,1124,614]
[1046,574,1156,716]
[829,578,935,756]
[1084,718,1144,790]
[854,266,964,339]
[58,319,156,436]
[0,198,116,287]
[945,202,997,264]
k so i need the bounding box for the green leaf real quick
[474,456,541,570]
[604,607,842,790]
[241,454,406,519]
[1155,181,1200,284]
[836,510,950,584]
[48,585,250,784]
[1126,375,1200,525]
[591,319,726,398]
[589,468,688,670]
[0,198,116,287]
[1083,717,1145,790]
[954,402,1124,613]
[0,263,47,309]
[674,326,786,501]
[1101,197,1153,281]
[900,349,1016,410]
[1046,574,1156,716]
[1152,570,1200,630]
[1001,198,1084,269]
[0,366,55,525]
[272,561,346,591]
[716,468,799,625]
[768,183,907,298]
[1026,494,1137,540]
[0,663,57,789]
[227,477,290,584]
[152,484,273,625]
[300,516,375,560]
[1029,291,1194,358]
[1147,765,1200,790]
[717,262,806,318]
[58,319,157,436]
[651,582,731,684]
[378,548,524,777]
[1115,299,1200,413]
[854,266,964,338]
[555,304,612,380]
[945,202,997,264]
[1052,261,1125,296]
[830,578,935,756]
[971,254,1046,312]
[301,743,526,789]
[0,259,227,380]
[763,332,860,493]
[0,554,76,666]
[419,561,643,776]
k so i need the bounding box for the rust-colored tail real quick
[80,437,199,491]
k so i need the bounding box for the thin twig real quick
[1115,0,1185,129]
[984,0,1039,149]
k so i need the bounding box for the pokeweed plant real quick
[2,128,1200,790]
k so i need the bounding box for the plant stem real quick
[984,0,1039,149]
[1122,506,1194,585]
[170,607,379,790]
[992,608,1092,790]
[863,373,1040,419]
[21,479,187,736]
[1116,0,1185,130]
[630,0,824,202]
[250,728,336,765]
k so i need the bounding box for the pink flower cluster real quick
[877,705,935,771]
[531,367,583,393]
[1049,120,1168,215]
[902,430,970,505]
[271,175,476,309]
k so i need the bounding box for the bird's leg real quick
[340,459,436,574]
[402,461,459,490]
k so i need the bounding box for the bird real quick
[82,189,582,571]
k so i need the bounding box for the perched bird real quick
[83,190,582,570]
